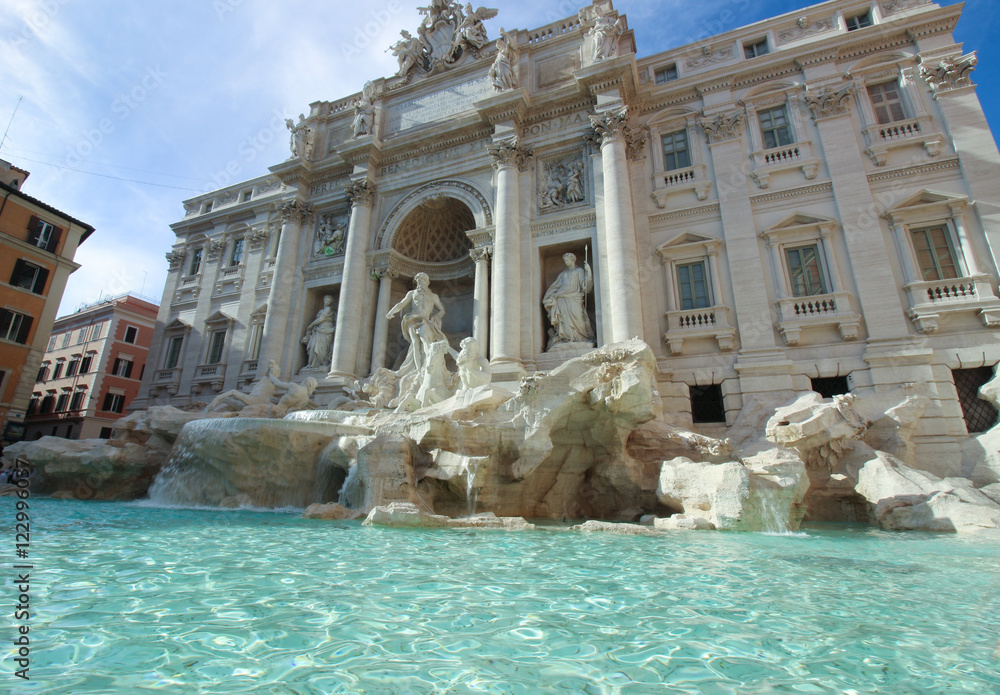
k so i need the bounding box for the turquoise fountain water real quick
[4,498,999,694]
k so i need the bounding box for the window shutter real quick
[124,361,133,378]
[32,267,49,294]
[102,393,113,411]
[112,358,122,375]
[46,226,63,253]
[16,315,33,344]
[27,216,42,246]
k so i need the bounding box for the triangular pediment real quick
[164,318,190,330]
[250,303,268,318]
[205,311,233,326]
[765,213,837,233]
[659,232,716,249]
[888,189,968,212]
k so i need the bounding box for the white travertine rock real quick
[363,502,453,528]
[573,520,660,536]
[855,450,1000,533]
[653,515,715,531]
[303,502,364,520]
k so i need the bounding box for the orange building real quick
[0,159,94,445]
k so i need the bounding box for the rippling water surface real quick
[2,499,999,694]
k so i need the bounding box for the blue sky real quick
[1,0,995,318]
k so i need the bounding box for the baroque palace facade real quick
[136,0,1000,475]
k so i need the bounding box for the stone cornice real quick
[649,203,721,225]
[750,182,833,205]
[475,89,531,126]
[866,157,960,183]
[376,127,493,166]
[530,211,597,238]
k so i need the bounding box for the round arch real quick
[375,178,493,251]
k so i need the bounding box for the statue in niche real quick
[543,252,595,350]
[204,360,281,413]
[588,6,624,62]
[390,30,424,76]
[301,295,336,371]
[386,272,447,375]
[457,4,497,50]
[454,336,491,389]
[352,82,376,138]
[489,28,517,91]
[285,114,311,159]
[315,218,346,257]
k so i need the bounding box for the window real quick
[690,384,727,423]
[164,336,184,369]
[55,393,69,412]
[37,363,50,382]
[124,326,138,344]
[52,360,65,380]
[208,331,227,364]
[92,322,104,340]
[112,357,134,378]
[759,106,794,149]
[47,336,57,350]
[654,64,678,84]
[202,201,213,214]
[69,390,85,411]
[744,38,769,59]
[846,12,872,31]
[67,357,80,377]
[786,244,827,297]
[102,392,125,414]
[29,218,61,252]
[229,238,245,267]
[867,81,906,125]
[61,333,70,348]
[40,394,55,414]
[0,309,33,344]
[953,368,999,433]
[189,248,203,276]
[910,226,958,281]
[76,328,87,344]
[811,376,850,399]
[99,427,113,439]
[242,190,252,202]
[661,130,691,171]
[80,354,94,373]
[677,261,710,310]
[9,260,49,294]
[26,397,38,416]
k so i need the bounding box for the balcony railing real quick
[905,274,1000,333]
[652,163,711,208]
[776,290,861,345]
[750,140,819,188]
[664,305,736,355]
[863,115,943,165]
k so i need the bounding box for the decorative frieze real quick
[685,46,734,70]
[700,110,744,144]
[537,151,590,213]
[346,180,377,207]
[777,17,835,45]
[803,85,854,120]
[313,215,347,257]
[921,52,977,93]
[488,140,533,171]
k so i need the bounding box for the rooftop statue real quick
[489,27,517,91]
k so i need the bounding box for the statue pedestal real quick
[544,342,596,360]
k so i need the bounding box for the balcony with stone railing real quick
[651,163,711,208]
[150,367,182,397]
[905,274,1000,333]
[775,290,861,345]
[863,115,944,166]
[749,140,820,189]
[663,305,736,355]
[192,363,227,393]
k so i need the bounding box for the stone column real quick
[488,140,531,373]
[921,53,1000,274]
[591,107,643,342]
[471,246,491,356]
[765,239,787,298]
[889,223,919,284]
[803,85,912,339]
[329,179,376,381]
[819,228,841,292]
[950,210,981,275]
[370,268,397,373]
[259,200,312,373]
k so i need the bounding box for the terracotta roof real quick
[0,180,95,243]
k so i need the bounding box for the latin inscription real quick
[386,77,494,133]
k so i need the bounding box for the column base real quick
[489,358,526,388]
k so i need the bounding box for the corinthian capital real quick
[165,249,186,271]
[921,52,978,93]
[803,84,853,121]
[699,110,744,144]
[488,139,533,172]
[470,246,492,263]
[346,179,377,207]
[278,200,314,224]
[588,106,630,145]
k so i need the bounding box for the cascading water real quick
[465,461,480,517]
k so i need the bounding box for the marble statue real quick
[454,336,490,389]
[489,28,517,91]
[352,82,376,137]
[285,114,311,159]
[315,219,345,257]
[457,4,498,50]
[301,295,336,370]
[386,272,447,375]
[389,30,424,76]
[543,253,595,349]
[414,340,455,408]
[204,360,281,413]
[589,7,624,62]
[270,375,318,416]
[564,161,585,203]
